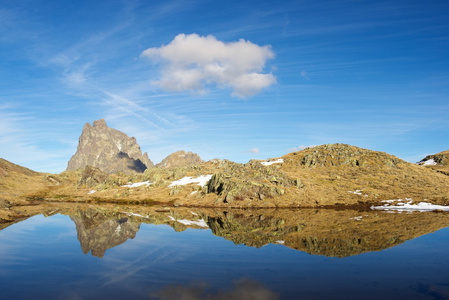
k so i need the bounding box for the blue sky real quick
[1,0,448,173]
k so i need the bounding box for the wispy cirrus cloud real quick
[141,33,276,98]
[287,145,317,152]
[248,148,260,154]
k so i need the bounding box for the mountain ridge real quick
[1,121,449,216]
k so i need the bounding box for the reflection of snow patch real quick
[372,200,449,212]
[190,191,197,195]
[169,175,212,188]
[261,159,284,166]
[114,224,121,235]
[126,212,148,218]
[168,216,208,228]
[122,181,151,188]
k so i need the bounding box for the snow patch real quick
[419,158,437,166]
[168,216,208,228]
[275,240,285,244]
[261,158,284,166]
[348,190,363,195]
[122,181,151,188]
[169,175,212,188]
[88,190,96,194]
[349,216,363,221]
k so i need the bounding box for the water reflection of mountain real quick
[70,208,140,258]
[150,278,278,300]
[204,209,449,257]
[3,203,449,258]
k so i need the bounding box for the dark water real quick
[1,205,449,300]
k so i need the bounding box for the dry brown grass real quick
[2,144,449,211]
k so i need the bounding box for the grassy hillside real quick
[2,144,449,211]
[279,144,449,206]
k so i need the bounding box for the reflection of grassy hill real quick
[3,203,449,258]
[201,208,449,257]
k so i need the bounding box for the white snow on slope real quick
[422,158,437,166]
[348,190,363,195]
[261,158,284,166]
[169,175,212,188]
[122,181,151,188]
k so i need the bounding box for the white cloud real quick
[141,33,276,98]
[287,145,316,152]
[249,148,260,154]
[301,70,309,80]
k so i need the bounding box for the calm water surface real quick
[1,205,449,300]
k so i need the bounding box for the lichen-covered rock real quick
[205,159,296,203]
[78,165,108,187]
[66,119,153,174]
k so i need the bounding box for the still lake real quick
[1,204,449,300]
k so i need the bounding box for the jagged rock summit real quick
[156,150,202,168]
[66,119,153,174]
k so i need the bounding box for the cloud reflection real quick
[150,278,279,300]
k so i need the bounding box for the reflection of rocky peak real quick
[13,203,449,258]
[156,150,202,169]
[66,119,153,174]
[70,208,140,258]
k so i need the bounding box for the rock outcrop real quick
[66,119,153,174]
[156,150,202,168]
[417,150,449,166]
[417,150,449,176]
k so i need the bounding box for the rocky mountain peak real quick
[66,119,154,174]
[156,150,202,168]
[93,118,108,129]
